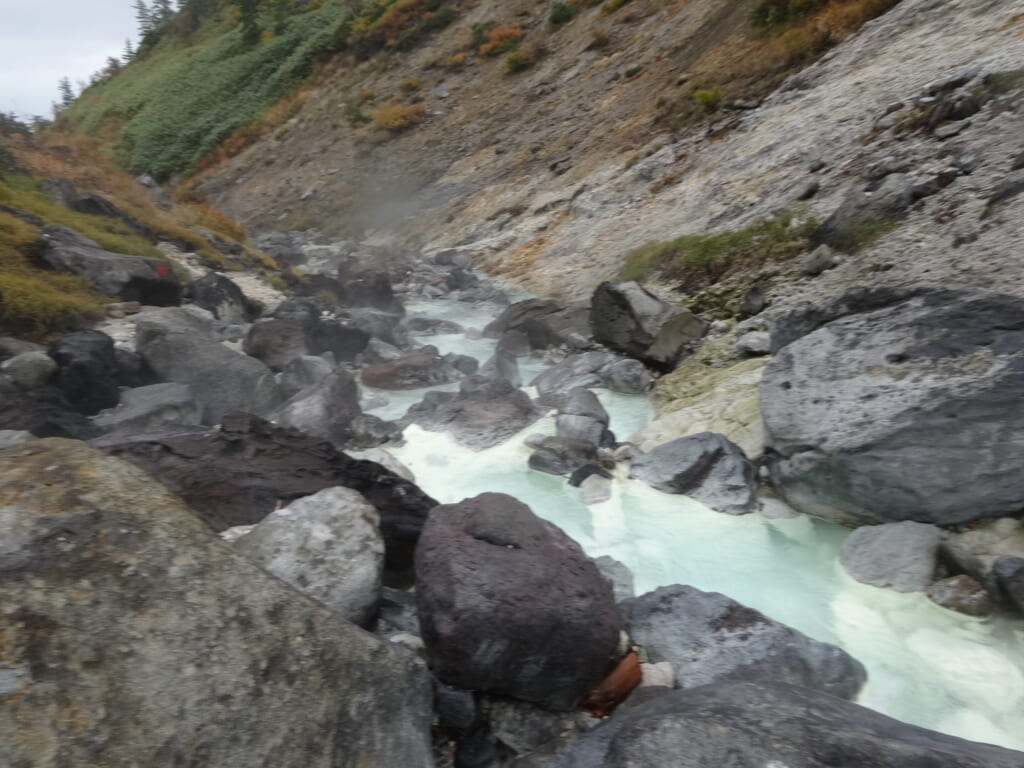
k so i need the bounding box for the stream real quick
[366,296,1024,751]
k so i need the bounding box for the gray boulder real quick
[556,681,1024,768]
[279,354,333,399]
[555,388,612,446]
[531,351,652,396]
[94,382,201,433]
[0,429,35,447]
[0,438,433,768]
[619,585,865,700]
[802,243,840,276]
[839,521,941,592]
[481,349,522,387]
[38,225,181,305]
[483,299,591,351]
[762,289,1024,526]
[415,493,621,711]
[244,318,309,371]
[628,432,757,515]
[940,518,1024,597]
[138,326,282,424]
[233,487,384,626]
[735,330,771,356]
[272,369,364,449]
[405,375,543,450]
[0,350,57,390]
[590,282,707,371]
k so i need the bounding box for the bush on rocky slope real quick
[619,211,815,295]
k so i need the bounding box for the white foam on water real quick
[385,298,1024,750]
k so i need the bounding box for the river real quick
[365,296,1024,751]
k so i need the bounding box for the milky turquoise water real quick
[380,298,1024,751]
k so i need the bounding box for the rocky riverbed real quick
[2,231,1024,767]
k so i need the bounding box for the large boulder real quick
[554,387,612,446]
[619,585,865,700]
[361,345,452,390]
[49,330,121,415]
[839,521,941,593]
[762,288,1024,526]
[272,369,364,449]
[0,438,433,768]
[233,487,384,626]
[483,299,592,350]
[94,382,201,433]
[556,681,1024,768]
[405,375,543,450]
[244,318,310,371]
[92,413,437,582]
[138,323,282,424]
[590,282,707,371]
[280,354,334,398]
[628,432,758,515]
[186,272,260,323]
[38,225,181,304]
[415,493,621,710]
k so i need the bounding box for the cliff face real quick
[187,0,1024,306]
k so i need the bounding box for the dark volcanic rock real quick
[49,330,121,415]
[927,575,993,617]
[0,376,101,440]
[362,345,452,390]
[186,272,260,323]
[415,493,621,710]
[628,432,757,515]
[92,413,437,581]
[0,438,433,768]
[590,282,707,371]
[244,318,309,371]
[556,681,1024,768]
[620,585,865,700]
[405,376,543,450]
[528,436,600,477]
[531,351,653,396]
[38,225,181,305]
[762,288,1024,525]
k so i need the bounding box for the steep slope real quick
[186,0,1023,307]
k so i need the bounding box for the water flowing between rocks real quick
[368,296,1024,752]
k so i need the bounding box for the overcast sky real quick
[0,0,138,118]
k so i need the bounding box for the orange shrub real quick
[371,103,428,131]
[480,25,523,56]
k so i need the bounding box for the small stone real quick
[735,331,771,356]
[926,575,992,617]
[797,180,820,200]
[933,119,970,139]
[802,244,839,277]
[0,430,35,448]
[580,474,613,505]
[640,661,674,688]
[1,351,57,390]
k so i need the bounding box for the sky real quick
[0,0,138,119]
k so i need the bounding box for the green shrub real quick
[749,0,828,29]
[693,86,725,110]
[504,51,535,74]
[549,2,580,25]
[618,211,816,292]
[600,0,632,15]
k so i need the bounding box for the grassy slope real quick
[67,1,354,179]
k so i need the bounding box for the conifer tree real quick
[123,37,135,62]
[58,77,75,108]
[132,0,155,34]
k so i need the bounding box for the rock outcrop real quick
[762,288,1024,525]
[415,493,621,710]
[0,438,433,768]
[38,225,181,304]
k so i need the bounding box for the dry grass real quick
[480,25,524,56]
[371,103,428,131]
